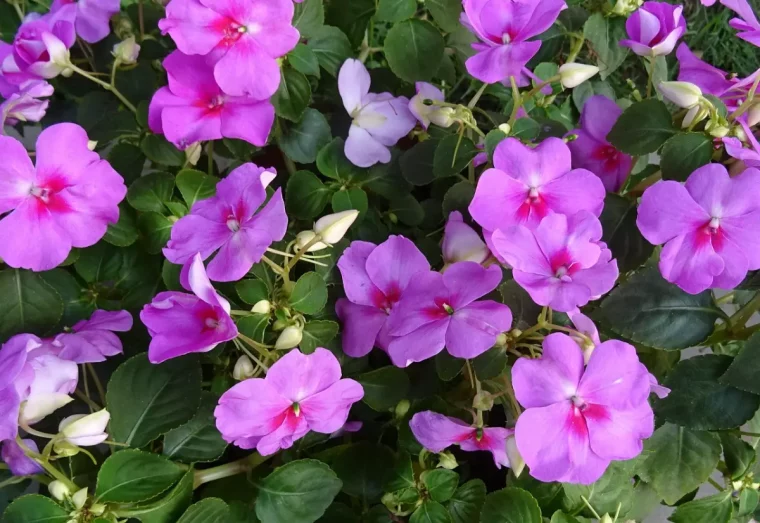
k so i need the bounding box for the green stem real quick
[566,34,584,64]
[730,291,760,331]
[285,233,323,272]
[138,0,145,39]
[68,63,137,114]
[729,74,760,122]
[507,77,560,126]
[467,83,488,110]
[11,1,24,20]
[194,453,271,488]
[17,438,78,492]
[110,59,119,87]
[236,332,272,358]
[86,363,106,407]
[707,477,724,491]
[739,431,760,438]
[646,56,656,98]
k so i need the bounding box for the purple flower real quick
[442,211,490,265]
[462,0,567,84]
[11,6,77,78]
[492,212,619,312]
[723,0,760,47]
[637,164,760,294]
[568,95,633,192]
[149,51,275,150]
[513,333,654,484]
[409,82,455,129]
[620,1,686,57]
[336,236,430,358]
[50,0,120,43]
[163,163,287,282]
[386,262,512,367]
[39,310,133,364]
[140,253,238,363]
[0,80,53,127]
[0,124,127,272]
[338,59,416,168]
[215,348,364,455]
[1,439,43,476]
[410,411,514,469]
[158,0,299,99]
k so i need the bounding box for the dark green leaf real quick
[720,331,760,394]
[163,392,228,463]
[109,143,146,185]
[280,109,332,164]
[104,203,140,247]
[384,20,445,83]
[427,0,462,32]
[583,13,629,79]
[739,488,759,516]
[286,170,333,220]
[127,172,175,213]
[442,181,475,215]
[660,133,713,182]
[401,139,439,186]
[422,469,459,503]
[607,99,676,155]
[484,129,507,159]
[472,347,507,380]
[389,193,425,226]
[301,321,339,354]
[376,0,416,22]
[434,134,478,178]
[435,351,464,381]
[2,495,68,523]
[511,118,540,140]
[96,450,184,503]
[273,67,312,122]
[138,212,174,254]
[500,280,542,331]
[599,193,653,272]
[178,499,230,523]
[236,279,270,306]
[549,512,580,523]
[325,0,375,47]
[141,134,185,167]
[0,269,63,340]
[237,314,269,344]
[410,501,452,523]
[290,272,329,314]
[307,26,353,77]
[176,169,217,208]
[332,443,395,502]
[448,479,486,523]
[113,469,194,523]
[720,433,755,480]
[356,366,410,411]
[332,188,368,217]
[480,488,541,523]
[669,491,732,523]
[317,137,361,181]
[293,0,325,38]
[290,43,321,77]
[77,91,138,144]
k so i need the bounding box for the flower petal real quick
[409,411,475,453]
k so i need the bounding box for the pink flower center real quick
[28,175,70,213]
[517,186,549,223]
[371,283,402,314]
[549,249,579,281]
[215,18,247,47]
[696,217,725,250]
[593,144,619,162]
[226,216,241,232]
[207,95,225,111]
[571,395,587,411]
[424,297,455,320]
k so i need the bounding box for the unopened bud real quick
[90,503,106,516]
[71,487,88,510]
[600,515,614,523]
[430,107,457,128]
[295,231,329,252]
[112,36,140,65]
[42,33,71,71]
[495,333,508,347]
[59,410,110,446]
[53,440,80,457]
[612,0,643,16]
[233,355,255,380]
[49,480,71,501]
[498,123,511,134]
[559,63,599,89]
[658,81,702,108]
[394,399,410,418]
[682,105,707,128]
[506,435,525,478]
[706,120,730,138]
[87,140,98,151]
[314,210,359,245]
[185,142,202,166]
[437,451,458,470]
[275,326,303,350]
[473,392,494,411]
[747,103,760,127]
[251,299,271,315]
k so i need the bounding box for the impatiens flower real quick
[336,236,430,357]
[636,164,760,294]
[410,411,514,469]
[0,334,78,442]
[163,163,287,282]
[215,348,364,455]
[41,310,133,364]
[51,0,120,43]
[620,1,686,57]
[409,82,456,129]
[1,439,43,476]
[722,0,760,47]
[158,0,299,99]
[58,410,110,446]
[442,211,490,265]
[0,124,127,272]
[11,6,76,78]
[386,262,512,367]
[338,59,416,167]
[568,95,633,192]
[0,80,53,127]
[492,212,619,312]
[461,0,567,84]
[140,253,238,363]
[513,333,654,484]
[148,51,275,150]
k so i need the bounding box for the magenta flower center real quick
[371,283,402,314]
[214,17,250,47]
[28,176,69,212]
[425,297,455,320]
[517,186,549,222]
[593,145,620,170]
[208,95,225,110]
[226,216,241,232]
[571,395,587,411]
[550,249,579,280]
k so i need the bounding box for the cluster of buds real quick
[659,81,730,137]
[49,483,106,522]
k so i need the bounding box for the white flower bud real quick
[184,142,202,166]
[706,120,730,138]
[658,81,702,108]
[59,410,110,447]
[112,36,140,65]
[429,107,457,128]
[233,355,255,381]
[600,515,614,523]
[87,140,98,151]
[313,210,359,245]
[251,299,271,315]
[437,450,458,470]
[559,63,599,88]
[275,326,303,350]
[295,231,329,252]
[612,0,643,15]
[48,480,71,501]
[71,487,88,510]
[506,435,525,478]
[90,503,106,516]
[681,105,707,128]
[497,123,511,135]
[748,103,760,127]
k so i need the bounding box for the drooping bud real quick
[275,325,303,350]
[599,515,614,523]
[185,142,202,166]
[59,410,110,446]
[71,487,88,510]
[498,123,511,135]
[251,299,271,314]
[87,140,98,151]
[112,36,140,65]
[658,81,702,108]
[437,450,458,470]
[48,480,71,501]
[295,230,329,252]
[90,503,106,516]
[233,355,255,380]
[506,435,525,478]
[559,63,600,88]
[314,210,360,245]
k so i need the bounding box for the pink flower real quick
[2,439,43,476]
[215,348,364,455]
[512,333,654,484]
[620,1,686,57]
[158,0,299,99]
[386,263,512,367]
[140,253,238,363]
[11,6,76,78]
[0,124,127,272]
[336,236,430,358]
[0,80,53,127]
[408,82,455,129]
[637,164,760,294]
[163,164,287,282]
[50,0,120,43]
[722,0,760,47]
[148,51,275,150]
[410,411,514,469]
[462,0,566,84]
[39,310,133,364]
[568,95,633,192]
[338,59,416,168]
[442,211,490,265]
[492,212,619,312]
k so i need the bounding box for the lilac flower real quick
[338,59,416,167]
[461,0,567,84]
[409,82,455,129]
[722,0,760,47]
[0,80,53,127]
[386,263,512,367]
[0,124,127,272]
[140,253,238,363]
[149,51,275,150]
[158,0,299,99]
[442,211,490,265]
[1,439,43,476]
[50,0,120,43]
[41,310,133,364]
[215,348,364,455]
[568,95,633,192]
[11,6,77,78]
[336,236,430,358]
[163,163,287,282]
[637,164,760,294]
[620,2,686,57]
[0,334,78,442]
[513,333,654,484]
[492,212,619,312]
[410,411,514,469]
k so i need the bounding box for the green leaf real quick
[301,321,339,354]
[318,138,361,181]
[384,20,445,83]
[422,469,459,503]
[561,460,636,516]
[332,188,368,217]
[549,512,580,523]
[607,99,676,155]
[113,469,194,523]
[109,143,146,185]
[356,366,410,411]
[237,314,269,344]
[583,13,629,79]
[401,139,439,186]
[325,0,375,47]
[385,451,416,493]
[318,504,359,523]
[719,433,756,480]
[389,193,425,226]
[127,172,175,213]
[435,351,464,381]
[410,501,452,523]
[376,0,416,22]
[290,43,321,77]
[138,212,174,254]
[738,488,759,516]
[77,91,138,144]
[280,109,332,164]
[293,0,325,38]
[2,495,68,523]
[104,203,139,247]
[107,354,203,447]
[236,279,270,306]
[472,347,507,380]
[273,67,312,122]
[434,134,478,178]
[255,459,342,523]
[427,0,462,32]
[594,266,721,350]
[163,392,228,463]
[500,280,541,331]
[96,450,184,503]
[307,26,353,77]
[598,193,653,273]
[442,181,475,215]
[332,443,395,502]
[289,272,329,314]
[511,118,540,140]
[286,170,333,220]
[0,269,63,340]
[175,169,217,207]
[448,479,486,523]
[637,423,721,504]
[141,134,185,167]
[660,133,713,181]
[655,355,760,430]
[484,129,507,159]
[178,499,230,523]
[720,331,760,394]
[480,488,541,523]
[669,491,732,523]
